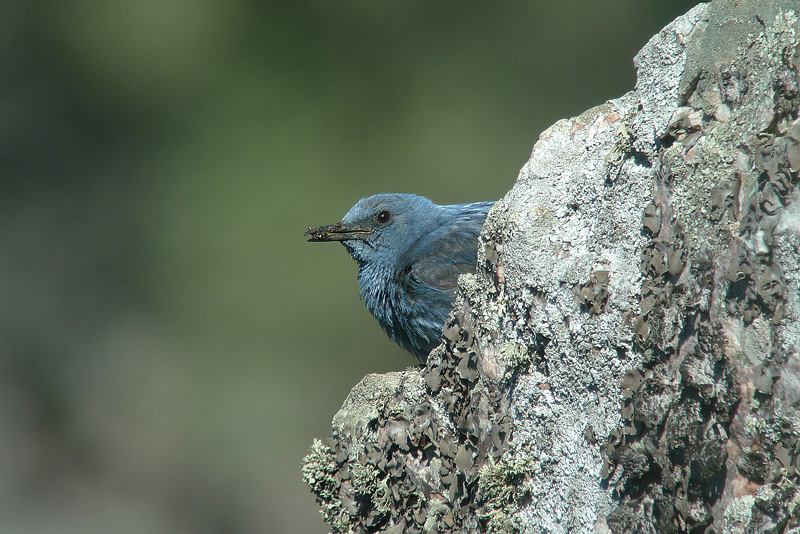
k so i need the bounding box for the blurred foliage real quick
[0,1,696,532]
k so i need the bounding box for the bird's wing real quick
[398,203,492,305]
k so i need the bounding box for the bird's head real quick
[305,193,437,266]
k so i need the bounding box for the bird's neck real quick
[356,260,399,326]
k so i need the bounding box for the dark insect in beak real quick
[305,222,373,242]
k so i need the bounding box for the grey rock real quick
[303,1,800,532]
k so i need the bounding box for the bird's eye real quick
[376,210,391,224]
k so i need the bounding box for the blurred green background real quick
[2,1,696,532]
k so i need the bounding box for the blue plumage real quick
[306,193,494,362]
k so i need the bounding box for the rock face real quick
[302,1,800,532]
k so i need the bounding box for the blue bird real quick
[306,194,494,362]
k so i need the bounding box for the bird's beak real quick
[305,222,373,242]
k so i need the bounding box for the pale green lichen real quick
[755,472,799,507]
[477,443,535,534]
[372,478,392,514]
[605,121,636,170]
[743,412,784,444]
[301,439,348,531]
[721,495,755,534]
[350,461,378,496]
[498,341,529,368]
[418,498,454,532]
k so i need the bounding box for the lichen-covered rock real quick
[303,1,800,532]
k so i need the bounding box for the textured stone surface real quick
[303,1,800,532]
